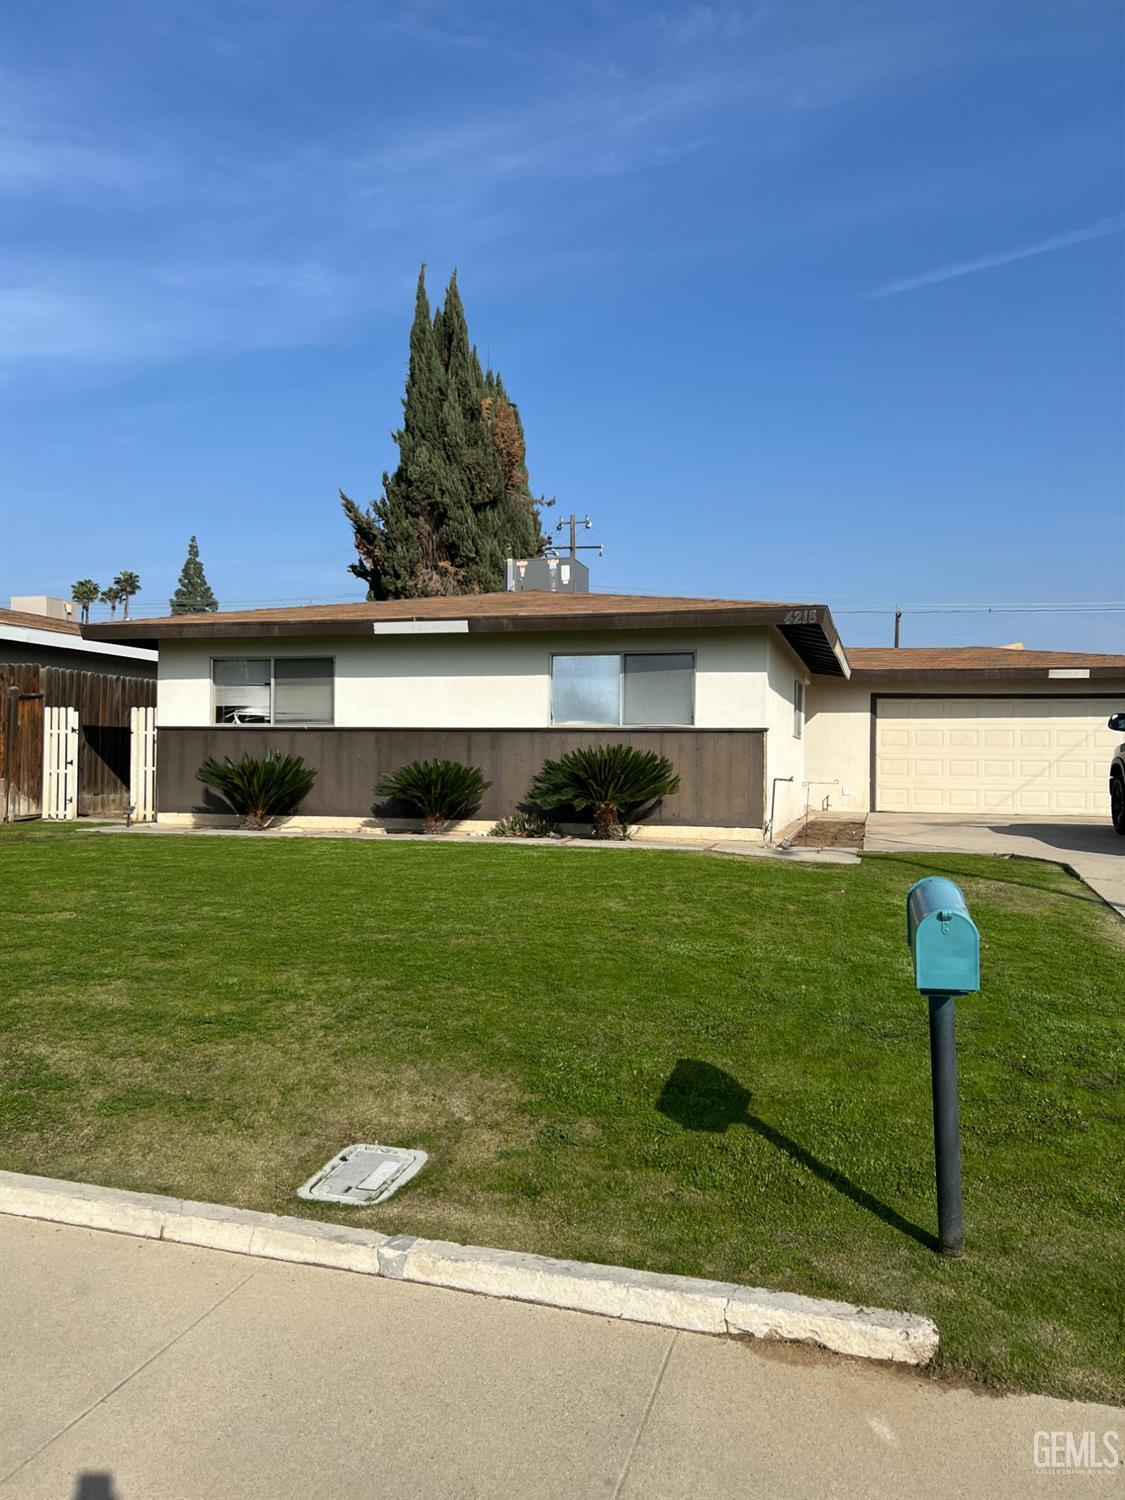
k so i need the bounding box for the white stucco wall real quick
[763,634,810,834]
[804,678,873,813]
[157,627,781,731]
[806,673,1125,813]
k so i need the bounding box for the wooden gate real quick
[2,684,44,819]
[43,707,80,819]
[1,664,156,819]
[130,706,157,821]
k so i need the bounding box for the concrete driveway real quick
[865,813,1124,917]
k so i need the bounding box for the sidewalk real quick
[2,1216,1120,1498]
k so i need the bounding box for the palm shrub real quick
[376,759,490,833]
[528,744,680,839]
[197,751,316,829]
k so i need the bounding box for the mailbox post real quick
[906,877,980,1258]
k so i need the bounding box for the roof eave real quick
[85,602,849,676]
[851,667,1125,682]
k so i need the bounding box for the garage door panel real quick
[875,697,1119,815]
[948,790,982,810]
[985,759,1017,777]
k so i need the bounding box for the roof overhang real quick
[849,666,1125,683]
[1,622,158,663]
[86,599,851,677]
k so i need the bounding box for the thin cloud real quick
[867,214,1125,298]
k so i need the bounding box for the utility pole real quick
[551,514,603,561]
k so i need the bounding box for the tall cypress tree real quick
[170,536,219,614]
[341,266,544,598]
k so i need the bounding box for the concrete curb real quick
[0,1169,938,1365]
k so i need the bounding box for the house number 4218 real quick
[783,608,819,625]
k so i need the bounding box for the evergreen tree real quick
[170,536,219,615]
[341,266,545,598]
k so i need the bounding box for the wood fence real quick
[0,664,157,819]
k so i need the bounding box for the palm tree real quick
[113,570,142,619]
[100,584,123,619]
[70,579,101,625]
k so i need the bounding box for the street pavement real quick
[2,1215,1121,1498]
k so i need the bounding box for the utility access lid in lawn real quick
[297,1144,428,1205]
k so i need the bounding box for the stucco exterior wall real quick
[156,627,777,731]
[763,634,809,834]
[806,673,1125,814]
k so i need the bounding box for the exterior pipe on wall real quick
[766,776,794,843]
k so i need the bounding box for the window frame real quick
[211,655,336,727]
[549,650,696,727]
[793,678,805,740]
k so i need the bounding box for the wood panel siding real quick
[157,726,767,829]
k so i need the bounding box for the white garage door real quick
[875,697,1119,814]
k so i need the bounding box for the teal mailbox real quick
[905,875,979,1258]
[906,877,980,996]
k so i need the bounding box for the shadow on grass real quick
[866,851,1105,908]
[657,1058,937,1252]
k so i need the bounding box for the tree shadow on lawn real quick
[868,852,1108,910]
[657,1059,937,1252]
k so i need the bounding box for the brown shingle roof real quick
[85,590,850,677]
[849,646,1125,676]
[0,607,81,636]
[92,591,815,630]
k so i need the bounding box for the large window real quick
[212,658,334,725]
[551,653,694,726]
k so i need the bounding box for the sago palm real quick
[528,744,680,838]
[197,752,317,829]
[376,759,490,833]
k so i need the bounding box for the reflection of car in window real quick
[1108,713,1125,836]
[222,709,269,725]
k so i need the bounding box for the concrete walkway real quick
[865,813,1125,917]
[2,1217,1120,1499]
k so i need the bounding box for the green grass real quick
[1,824,1121,1401]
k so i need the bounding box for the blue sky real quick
[2,0,1123,649]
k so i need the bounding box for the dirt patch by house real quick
[784,818,867,849]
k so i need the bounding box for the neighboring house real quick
[1,602,157,820]
[85,592,1125,836]
[0,604,157,677]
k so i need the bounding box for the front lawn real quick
[1,824,1121,1401]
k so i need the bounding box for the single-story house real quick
[84,592,1125,837]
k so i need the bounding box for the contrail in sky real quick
[867,213,1125,298]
